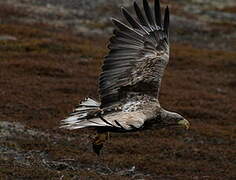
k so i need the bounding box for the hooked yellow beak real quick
[178,119,190,130]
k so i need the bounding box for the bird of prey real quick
[61,0,190,155]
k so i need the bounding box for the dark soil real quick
[0,0,235,179]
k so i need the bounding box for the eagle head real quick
[160,109,190,129]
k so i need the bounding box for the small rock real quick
[0,35,17,41]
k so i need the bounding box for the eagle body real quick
[61,0,190,154]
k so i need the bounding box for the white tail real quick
[61,97,110,129]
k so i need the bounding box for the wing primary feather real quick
[143,0,155,30]
[121,7,149,34]
[134,1,149,27]
[111,18,143,37]
[110,35,143,46]
[102,63,132,71]
[113,29,144,43]
[154,0,162,27]
[164,6,169,36]
[105,55,135,61]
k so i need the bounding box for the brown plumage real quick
[61,0,190,155]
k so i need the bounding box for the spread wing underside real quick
[99,0,170,108]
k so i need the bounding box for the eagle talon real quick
[92,132,109,156]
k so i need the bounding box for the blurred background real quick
[0,0,235,179]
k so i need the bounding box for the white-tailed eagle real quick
[61,0,190,155]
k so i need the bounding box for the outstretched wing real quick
[99,0,170,108]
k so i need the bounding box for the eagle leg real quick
[92,130,109,155]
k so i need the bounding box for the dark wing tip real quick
[164,6,169,35]
[111,17,117,24]
[111,18,123,28]
[143,0,155,27]
[121,7,130,18]
[121,6,145,31]
[134,0,149,28]
[133,1,139,12]
[120,6,125,12]
[154,0,162,27]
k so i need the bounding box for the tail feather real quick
[61,119,109,130]
[77,97,100,107]
[61,97,110,129]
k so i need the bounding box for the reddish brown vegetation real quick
[220,6,236,13]
[0,6,235,179]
